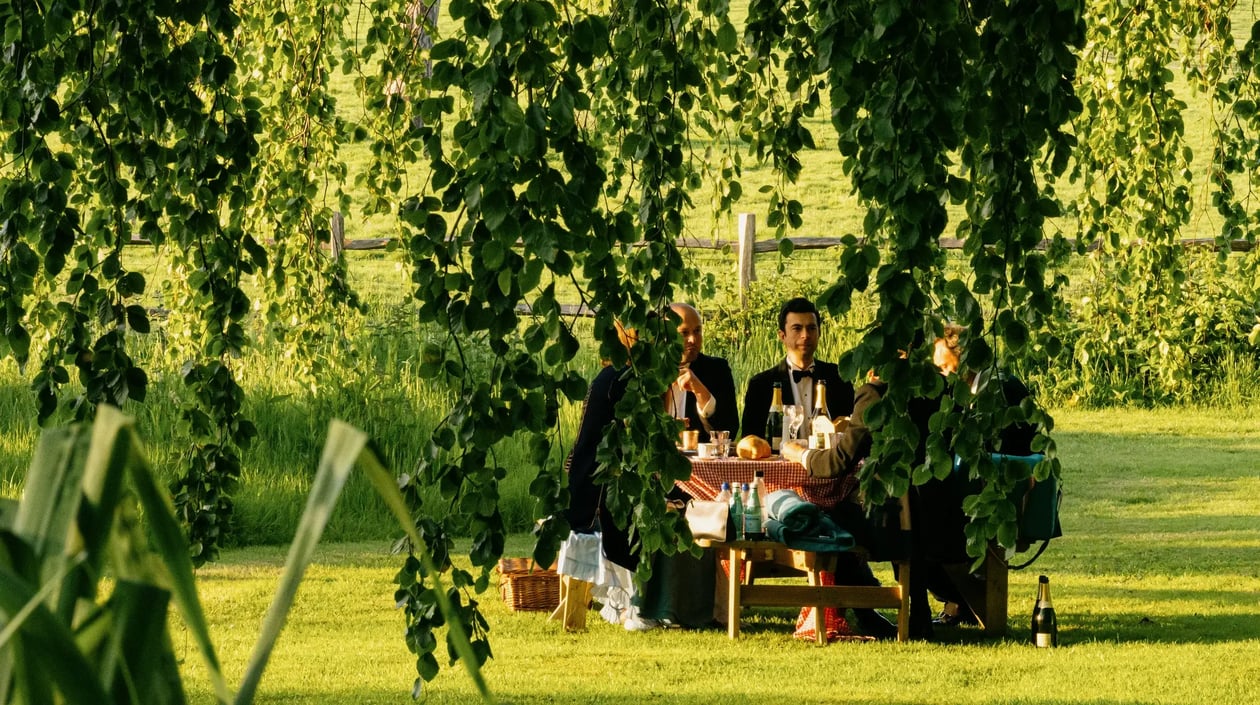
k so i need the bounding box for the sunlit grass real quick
[173,405,1260,703]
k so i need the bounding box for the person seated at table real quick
[915,325,1037,629]
[622,302,738,631]
[668,302,739,444]
[564,320,637,540]
[741,297,855,441]
[560,318,648,621]
[780,375,898,640]
[565,306,733,631]
[787,325,1037,638]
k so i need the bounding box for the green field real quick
[174,406,1260,704]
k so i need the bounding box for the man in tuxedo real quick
[667,302,739,443]
[621,303,737,631]
[741,297,856,441]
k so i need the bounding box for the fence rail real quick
[129,212,1257,318]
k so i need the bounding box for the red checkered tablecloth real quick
[677,456,848,511]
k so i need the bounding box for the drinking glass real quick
[712,430,731,457]
[784,405,805,441]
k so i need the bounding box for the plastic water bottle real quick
[729,484,744,540]
[714,482,732,504]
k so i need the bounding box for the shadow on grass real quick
[918,607,1260,647]
[735,587,1260,647]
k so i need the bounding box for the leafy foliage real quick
[1028,2,1260,406]
[0,406,493,704]
[0,0,263,566]
[8,0,1260,694]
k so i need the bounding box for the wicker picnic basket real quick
[497,557,559,612]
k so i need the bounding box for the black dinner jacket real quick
[681,353,739,443]
[740,359,855,439]
[563,364,628,533]
[562,364,641,570]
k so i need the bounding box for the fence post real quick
[330,211,345,261]
[737,212,756,307]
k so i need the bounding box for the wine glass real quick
[784,404,805,442]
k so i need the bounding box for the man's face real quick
[778,311,819,363]
[673,305,703,364]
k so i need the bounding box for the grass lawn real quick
[176,407,1260,704]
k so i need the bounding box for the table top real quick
[677,455,850,511]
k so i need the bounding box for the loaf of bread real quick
[736,435,771,460]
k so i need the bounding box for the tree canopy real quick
[4,0,1260,692]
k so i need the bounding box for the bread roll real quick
[736,435,771,460]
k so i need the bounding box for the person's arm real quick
[996,372,1037,455]
[782,439,858,479]
[782,382,882,479]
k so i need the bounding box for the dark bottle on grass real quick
[1031,574,1058,647]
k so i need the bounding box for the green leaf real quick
[235,419,363,704]
[716,22,737,52]
[481,240,505,270]
[126,305,150,333]
[0,567,112,703]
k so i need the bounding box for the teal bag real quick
[954,453,1063,568]
[992,453,1062,569]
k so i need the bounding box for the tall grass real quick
[4,247,1260,546]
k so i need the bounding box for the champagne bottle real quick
[766,382,785,453]
[810,379,834,449]
[1031,574,1058,647]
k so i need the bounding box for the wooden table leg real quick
[727,546,742,639]
[895,560,911,642]
[984,545,1008,637]
[805,553,833,645]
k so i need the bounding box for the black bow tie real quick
[792,369,814,383]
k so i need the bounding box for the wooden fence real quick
[322,212,1257,316]
[131,212,1256,317]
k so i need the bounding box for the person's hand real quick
[781,440,807,465]
[676,366,712,409]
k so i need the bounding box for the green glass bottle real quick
[1032,575,1058,647]
[766,382,785,453]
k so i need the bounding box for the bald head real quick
[670,302,703,364]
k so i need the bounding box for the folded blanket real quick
[766,489,821,533]
[765,490,855,553]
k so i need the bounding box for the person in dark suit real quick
[913,325,1037,632]
[617,303,734,631]
[783,323,1039,639]
[667,302,739,443]
[740,297,856,442]
[564,323,637,540]
[564,307,734,630]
